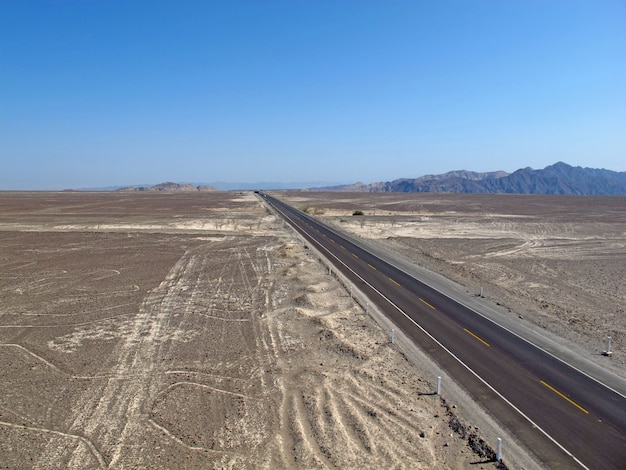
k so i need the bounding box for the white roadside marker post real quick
[496,437,503,461]
[480,287,484,298]
[350,285,353,298]
[391,329,396,344]
[365,302,369,315]
[602,336,613,356]
[436,376,441,395]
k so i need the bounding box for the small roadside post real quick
[496,437,503,461]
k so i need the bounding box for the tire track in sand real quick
[54,251,199,467]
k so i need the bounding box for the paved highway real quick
[262,193,626,469]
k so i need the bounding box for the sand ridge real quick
[283,191,625,373]
[0,191,508,469]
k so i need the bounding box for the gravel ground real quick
[281,191,626,376]
[0,191,516,469]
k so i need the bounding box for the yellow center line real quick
[352,253,359,259]
[339,245,345,249]
[419,298,436,310]
[389,278,401,287]
[464,328,490,347]
[330,238,335,243]
[368,264,377,270]
[540,381,589,414]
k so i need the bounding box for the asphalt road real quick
[262,193,626,470]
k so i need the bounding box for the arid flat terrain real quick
[0,192,516,469]
[280,192,626,375]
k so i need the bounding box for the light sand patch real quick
[0,191,533,469]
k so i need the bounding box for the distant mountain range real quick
[109,181,337,191]
[107,163,625,195]
[207,181,339,191]
[316,162,626,195]
[117,182,218,192]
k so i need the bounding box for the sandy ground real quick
[281,192,626,376]
[0,192,507,469]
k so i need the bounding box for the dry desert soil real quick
[0,191,624,469]
[282,192,626,372]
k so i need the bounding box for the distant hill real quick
[105,181,337,191]
[117,182,218,192]
[207,181,341,190]
[317,162,626,195]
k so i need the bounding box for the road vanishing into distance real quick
[261,193,626,470]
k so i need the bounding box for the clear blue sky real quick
[1,1,625,189]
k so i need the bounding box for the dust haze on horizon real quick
[1,1,625,190]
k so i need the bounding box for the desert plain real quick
[0,190,624,469]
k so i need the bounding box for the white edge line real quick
[282,197,626,401]
[267,195,590,470]
[360,234,626,400]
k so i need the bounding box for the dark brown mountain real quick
[320,162,626,195]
